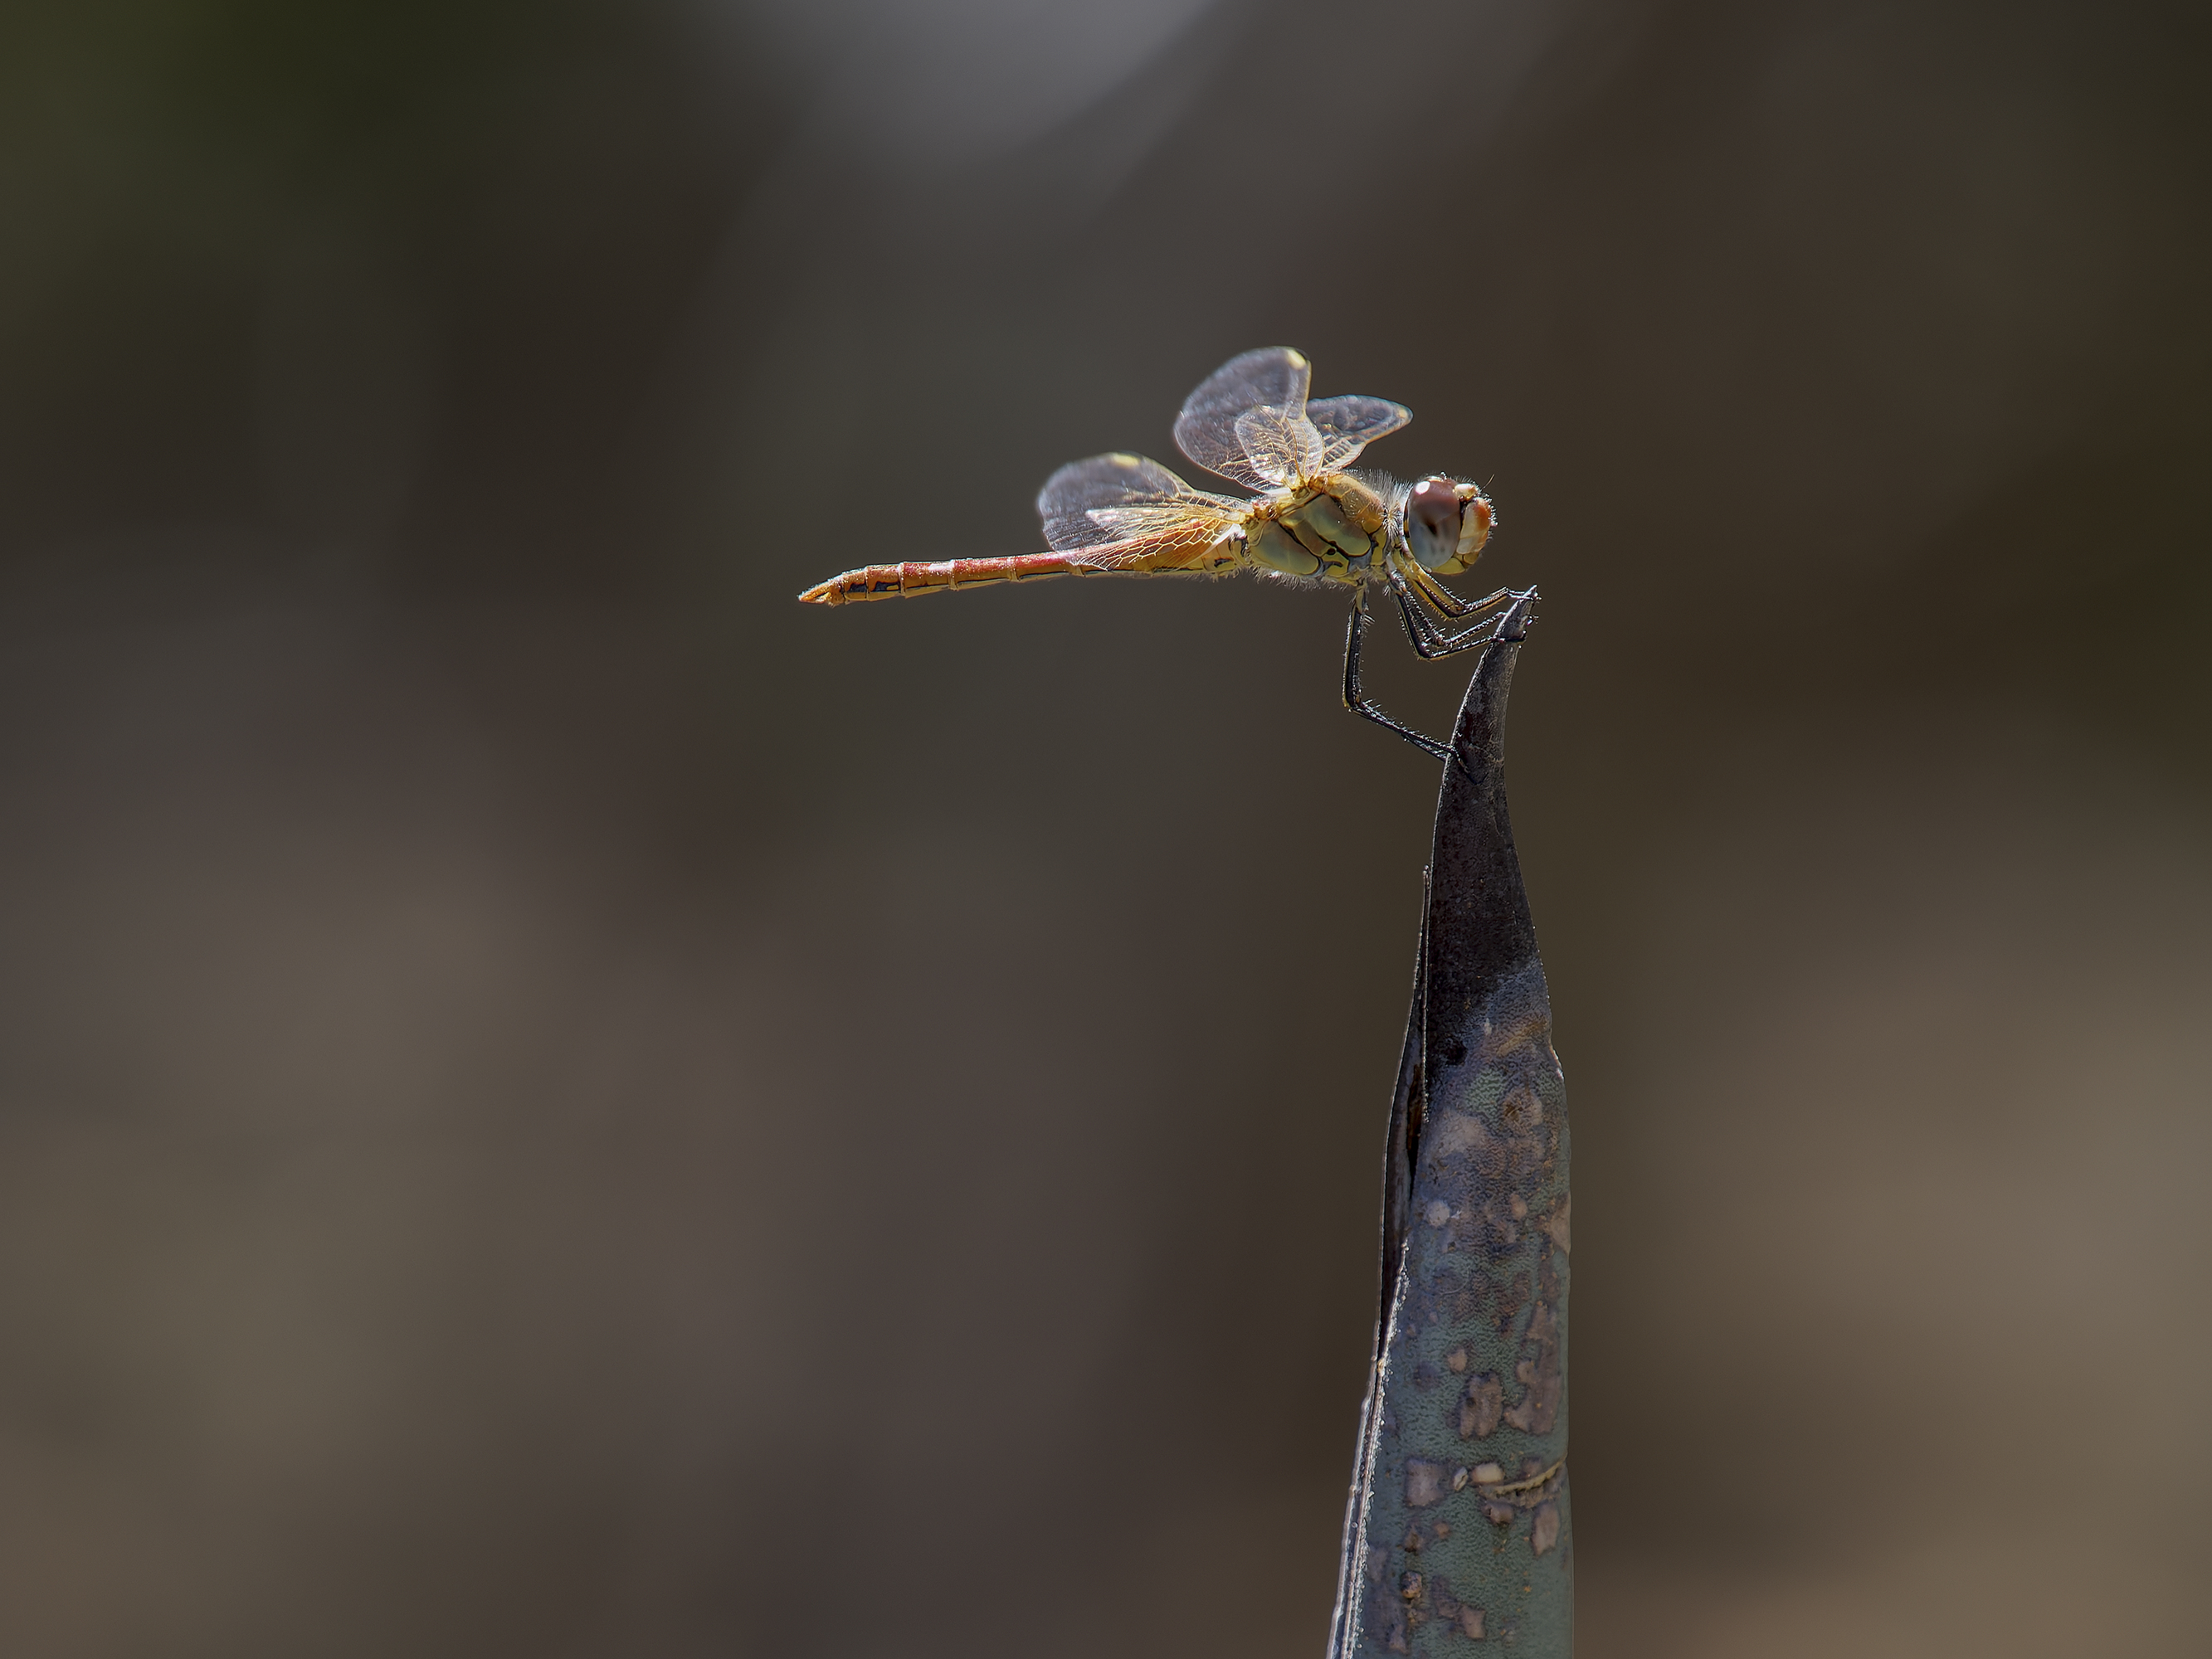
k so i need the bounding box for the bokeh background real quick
[1,0,2205,1653]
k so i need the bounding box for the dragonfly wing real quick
[1173,348,1313,491]
[1074,524,1242,572]
[1083,503,1232,541]
[1232,404,1326,487]
[1037,452,1243,551]
[1306,394,1411,469]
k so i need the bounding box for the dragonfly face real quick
[796,348,1535,765]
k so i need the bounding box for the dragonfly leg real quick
[1342,589,1457,766]
[1389,563,1534,659]
[1404,564,1517,621]
[1395,586,1502,659]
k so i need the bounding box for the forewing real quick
[1036,451,1242,551]
[1305,394,1411,469]
[1173,347,1312,491]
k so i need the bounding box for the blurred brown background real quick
[0,0,2205,1653]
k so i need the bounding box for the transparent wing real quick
[1173,348,1313,491]
[1084,504,1227,541]
[1305,394,1411,469]
[1036,451,1243,551]
[1074,525,1239,572]
[1232,404,1325,487]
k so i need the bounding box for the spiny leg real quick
[1403,562,1517,621]
[1387,563,1527,659]
[1395,584,1503,659]
[1342,588,1458,766]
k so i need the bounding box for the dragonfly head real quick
[1404,475,1494,573]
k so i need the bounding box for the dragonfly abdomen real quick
[797,552,1102,605]
[797,533,1239,606]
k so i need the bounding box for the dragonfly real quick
[797,348,1535,764]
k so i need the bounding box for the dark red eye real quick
[1408,475,1459,536]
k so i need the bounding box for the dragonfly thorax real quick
[1245,474,1391,583]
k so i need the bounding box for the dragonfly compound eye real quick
[1406,475,1464,571]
